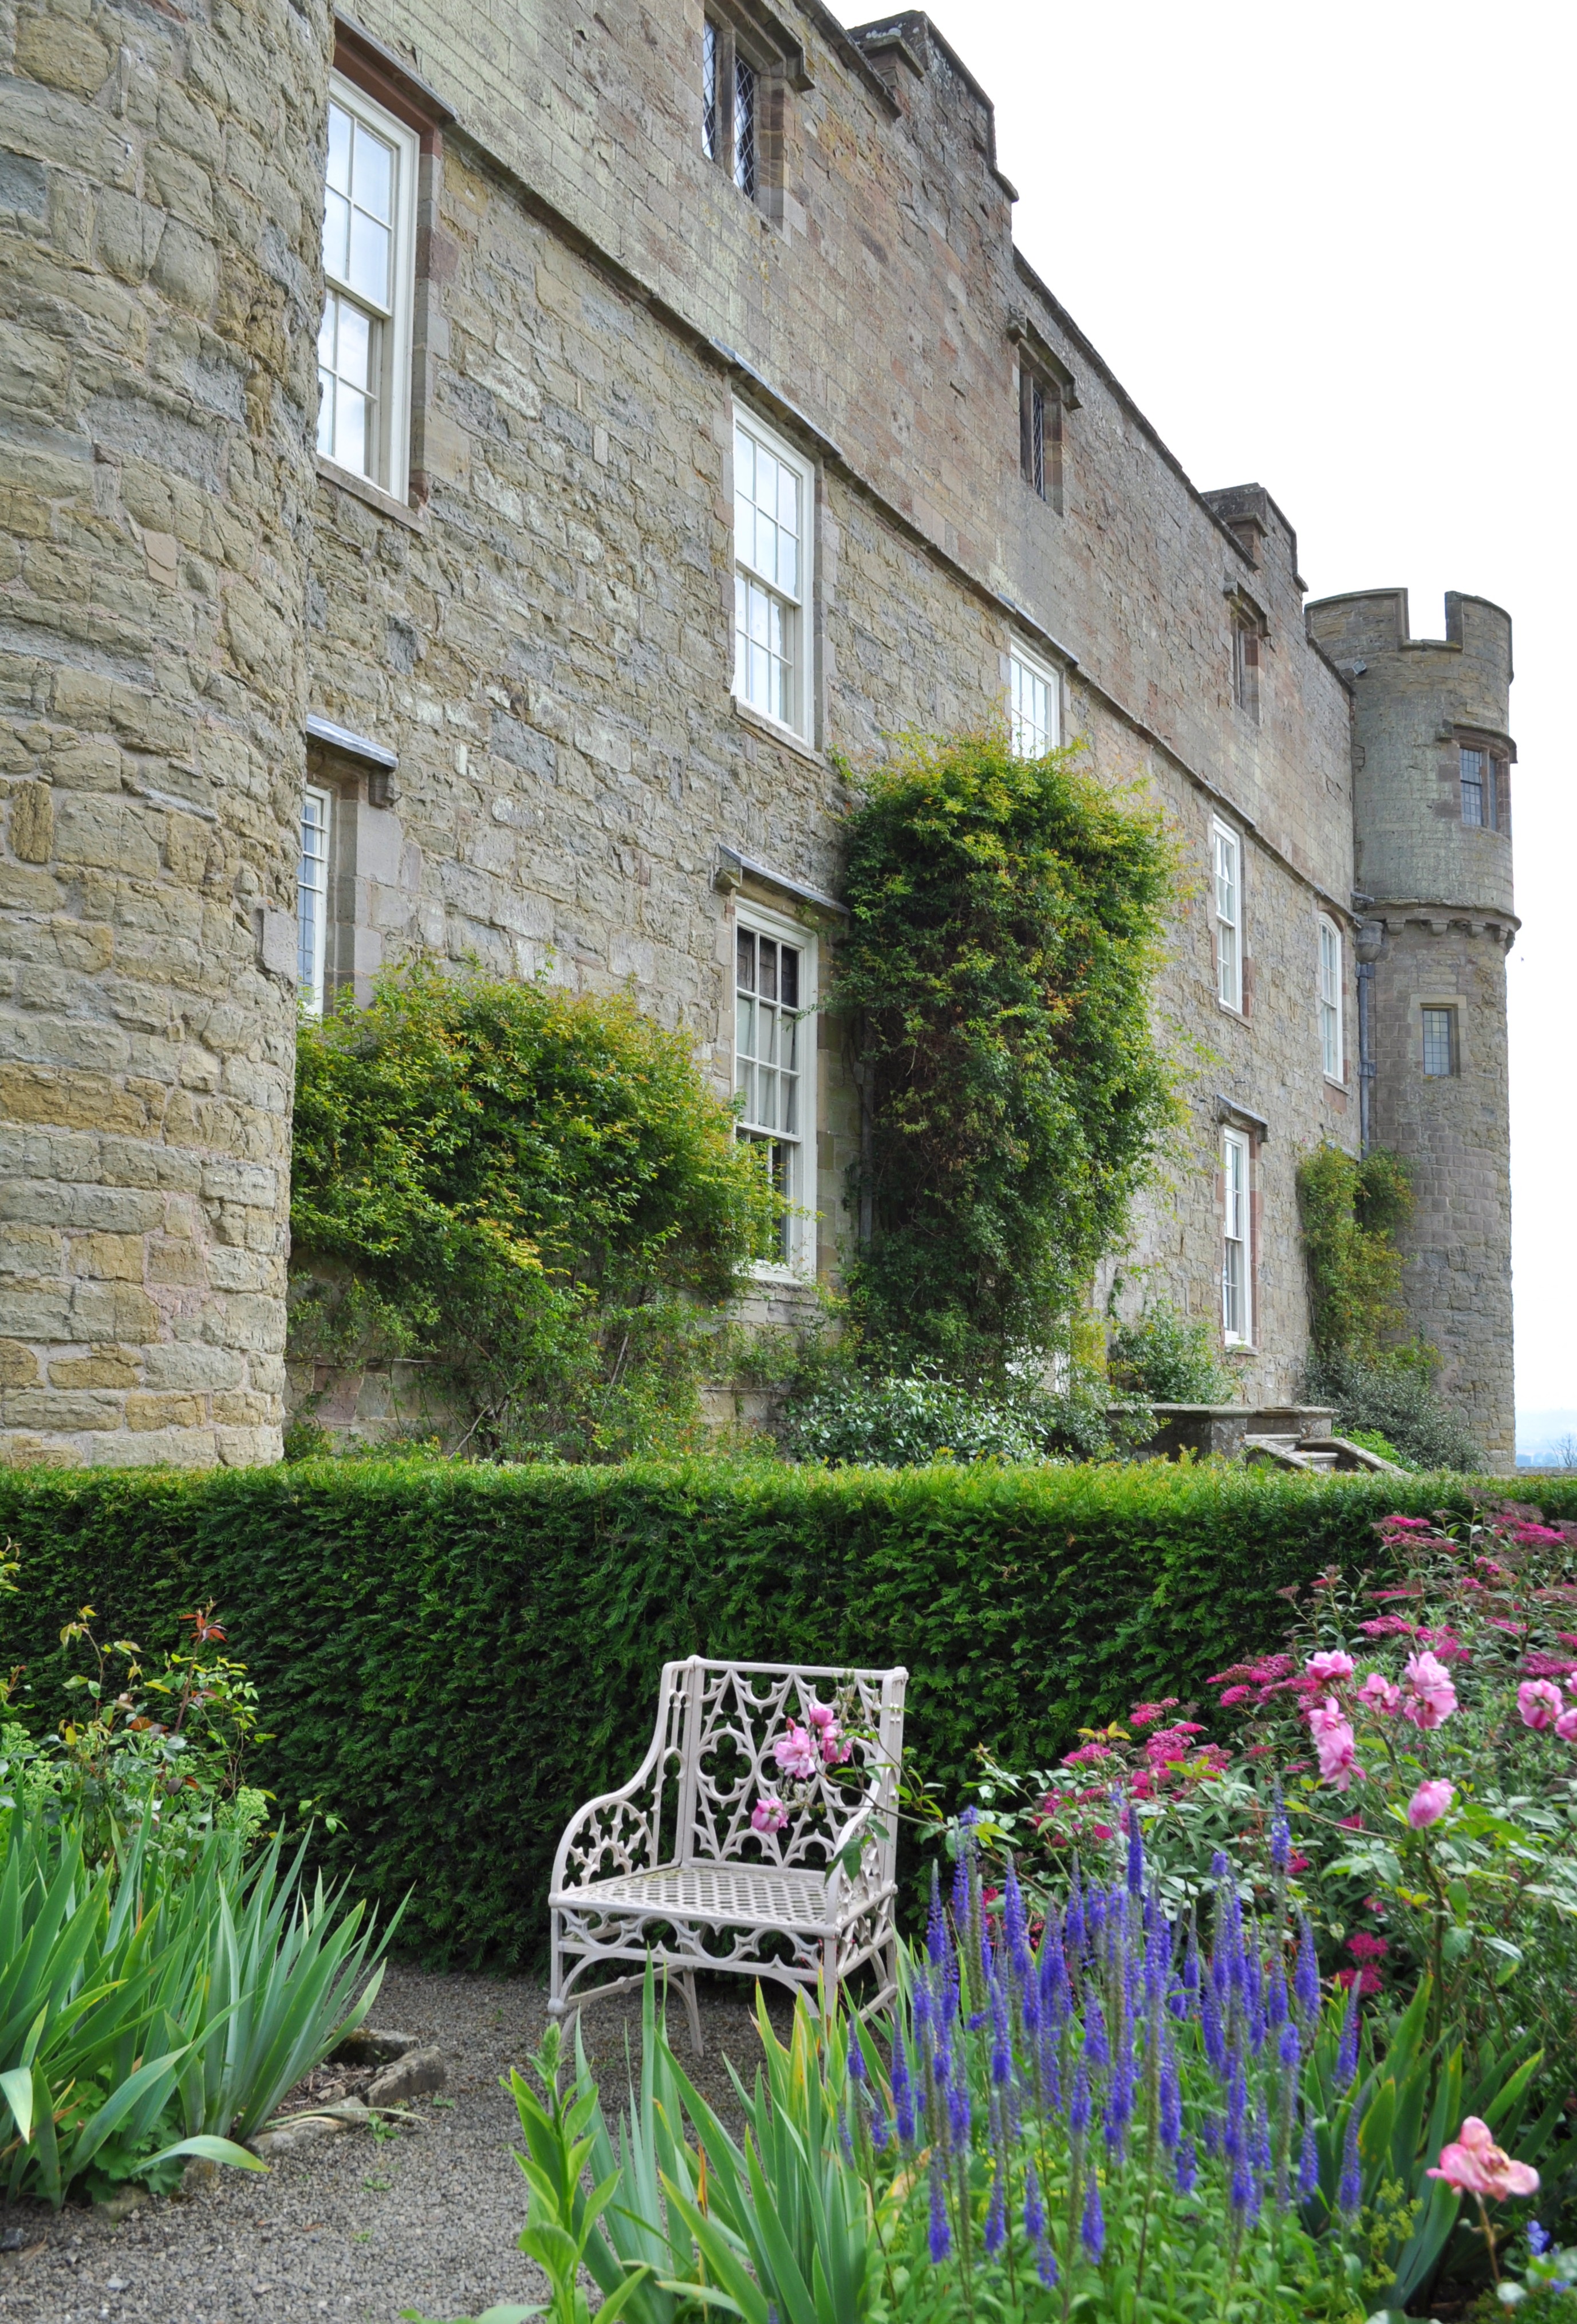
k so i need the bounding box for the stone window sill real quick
[732,697,823,768]
[317,456,428,534]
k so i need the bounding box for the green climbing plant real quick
[1296,1143,1413,1360]
[289,965,779,1460]
[830,729,1178,1381]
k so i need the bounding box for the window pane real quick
[348,209,391,307]
[322,186,350,281]
[298,791,330,1007]
[702,19,719,157]
[734,55,756,196]
[736,927,755,993]
[779,944,799,1009]
[326,102,353,195]
[1422,1008,1455,1078]
[758,937,777,1002]
[1460,748,1485,827]
[351,120,392,220]
[335,300,372,389]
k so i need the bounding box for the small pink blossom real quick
[1306,1649,1356,1682]
[1408,1778,1454,1828]
[1513,1524,1566,1545]
[1061,1741,1115,1768]
[1337,1812,1365,1830]
[1401,1650,1458,1730]
[751,1796,788,1834]
[806,1702,838,1730]
[1428,2117,1540,2200]
[1358,1671,1403,1717]
[1347,1931,1390,1962]
[1519,1679,1565,1731]
[1127,1698,1179,1729]
[1217,1686,1252,1707]
[1380,1514,1435,1532]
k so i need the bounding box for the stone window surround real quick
[1220,1122,1256,1350]
[303,721,404,1011]
[1317,912,1345,1086]
[731,893,820,1282]
[1008,318,1077,516]
[319,76,419,496]
[1008,641,1061,757]
[320,19,454,515]
[1212,816,1246,1017]
[730,402,818,747]
[1228,586,1267,724]
[697,3,802,224]
[1417,994,1466,1079]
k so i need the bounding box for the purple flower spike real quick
[847,2034,867,2083]
[1159,2041,1181,2151]
[928,2164,952,2262]
[927,1864,947,1968]
[1084,1990,1110,2067]
[1336,1978,1361,2089]
[984,2168,1008,2258]
[1279,2018,1301,2070]
[1126,1810,1145,1897]
[891,2035,916,2147]
[1270,1788,1291,1874]
[1081,2172,1105,2260]
[1294,1915,1320,2019]
[1297,2112,1319,2203]
[1025,2164,1058,2287]
[1174,2136,1197,2195]
[1339,2106,1362,2218]
[1070,2058,1091,2137]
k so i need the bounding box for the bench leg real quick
[679,1970,704,2059]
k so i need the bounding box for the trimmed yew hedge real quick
[1,1461,1569,1964]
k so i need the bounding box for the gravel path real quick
[0,1968,792,2324]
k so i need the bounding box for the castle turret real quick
[0,0,330,1462]
[1306,590,1517,1469]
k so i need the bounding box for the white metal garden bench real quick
[547,1655,907,2053]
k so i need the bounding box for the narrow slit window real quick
[1318,916,1343,1080]
[1213,822,1243,1011]
[1009,647,1059,758]
[1019,364,1063,508]
[1221,1129,1252,1346]
[1232,618,1261,720]
[735,917,815,1271]
[1422,1006,1457,1078]
[298,787,330,1015]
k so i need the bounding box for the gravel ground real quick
[0,1968,792,2324]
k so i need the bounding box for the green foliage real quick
[3,1463,1572,1966]
[1306,1349,1482,1474]
[1296,1145,1413,1363]
[1107,1298,1236,1404]
[833,731,1177,1378]
[290,968,777,1460]
[0,1809,390,2204]
[779,1362,1149,1465]
[1341,1427,1409,1468]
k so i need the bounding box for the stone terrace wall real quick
[0,0,331,1465]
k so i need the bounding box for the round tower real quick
[1306,589,1517,1470]
[0,0,330,1463]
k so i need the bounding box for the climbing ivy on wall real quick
[1295,1143,1413,1361]
[831,731,1178,1379]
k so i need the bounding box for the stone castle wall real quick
[0,0,330,1463]
[0,0,1516,1465]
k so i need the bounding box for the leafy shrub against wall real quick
[832,732,1177,1379]
[290,968,777,1459]
[1106,1298,1236,1404]
[2,1463,1569,1966]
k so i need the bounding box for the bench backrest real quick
[654,1656,906,1880]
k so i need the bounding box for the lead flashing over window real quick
[713,844,847,920]
[1215,1094,1270,1142]
[306,713,399,771]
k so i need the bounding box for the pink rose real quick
[1306,1649,1356,1682]
[806,1702,838,1730]
[751,1796,788,1834]
[1401,1650,1458,1730]
[1408,1778,1454,1828]
[1428,2117,1540,2200]
[1308,1700,1363,1790]
[1518,1679,1564,1732]
[1358,1671,1403,1717]
[1555,1706,1577,1742]
[773,1722,818,1780]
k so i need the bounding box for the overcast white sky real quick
[909,0,1574,1446]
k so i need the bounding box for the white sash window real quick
[1221,1128,1252,1345]
[317,77,417,494]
